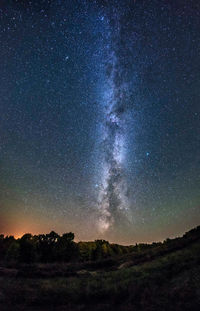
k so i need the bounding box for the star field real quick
[0,0,200,244]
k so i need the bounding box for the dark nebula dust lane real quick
[96,6,132,233]
[0,0,200,243]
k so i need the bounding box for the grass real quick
[0,240,199,310]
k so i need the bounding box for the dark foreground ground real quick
[0,229,200,311]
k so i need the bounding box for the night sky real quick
[0,0,200,244]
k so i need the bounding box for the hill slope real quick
[0,226,200,311]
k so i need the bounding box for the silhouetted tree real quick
[37,231,60,262]
[57,232,78,262]
[6,241,20,262]
[19,234,37,263]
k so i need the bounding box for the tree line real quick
[1,225,199,264]
[0,231,133,263]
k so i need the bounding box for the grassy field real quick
[0,230,200,311]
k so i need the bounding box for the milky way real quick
[97,7,131,233]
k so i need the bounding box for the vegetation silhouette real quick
[0,231,133,263]
[0,226,200,311]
